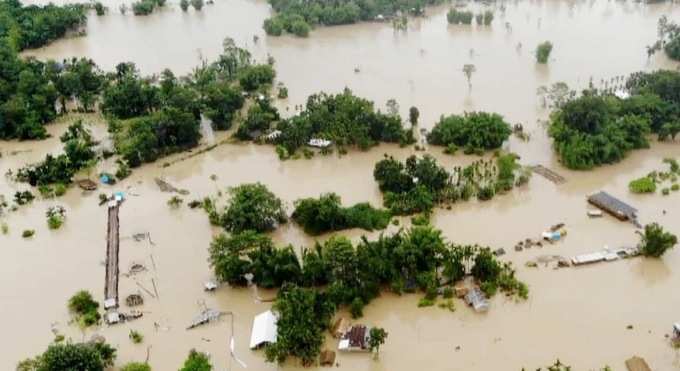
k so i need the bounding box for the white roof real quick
[106,312,120,324]
[673,322,680,332]
[308,138,332,148]
[104,298,117,309]
[571,251,605,265]
[338,339,350,350]
[249,310,278,349]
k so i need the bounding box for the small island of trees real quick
[427,111,512,154]
[549,70,680,170]
[374,153,529,215]
[209,224,527,365]
[264,0,446,37]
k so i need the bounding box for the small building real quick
[338,325,370,352]
[673,322,680,339]
[587,191,637,221]
[625,356,651,371]
[105,312,120,325]
[308,138,332,148]
[249,310,278,349]
[104,298,118,310]
[464,288,489,312]
[571,251,606,266]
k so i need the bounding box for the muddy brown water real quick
[4,0,680,370]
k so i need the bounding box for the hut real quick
[338,325,370,352]
[125,294,144,307]
[587,191,637,221]
[625,356,651,371]
[249,310,278,349]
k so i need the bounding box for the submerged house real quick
[464,287,489,312]
[587,191,637,222]
[338,325,370,352]
[249,310,278,349]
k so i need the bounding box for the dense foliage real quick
[639,222,677,257]
[67,290,101,327]
[264,285,335,365]
[264,0,444,37]
[17,120,96,186]
[427,111,512,153]
[374,153,528,214]
[0,0,86,51]
[548,91,652,169]
[292,193,391,235]
[105,39,270,166]
[235,97,279,140]
[209,225,527,364]
[17,341,116,371]
[121,362,152,371]
[649,16,680,61]
[629,176,656,193]
[446,9,473,25]
[272,89,414,154]
[179,349,212,371]
[216,183,287,233]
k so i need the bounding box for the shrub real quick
[68,290,101,327]
[129,330,143,344]
[121,362,152,371]
[292,193,391,235]
[22,229,35,238]
[179,349,211,371]
[629,176,657,193]
[536,41,553,63]
[640,222,677,257]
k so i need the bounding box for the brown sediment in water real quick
[2,0,680,370]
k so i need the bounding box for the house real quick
[249,310,278,349]
[338,325,370,352]
[308,138,332,148]
[587,191,638,221]
[464,287,489,312]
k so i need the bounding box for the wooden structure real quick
[625,356,651,371]
[587,191,637,221]
[319,350,336,366]
[104,203,120,308]
[530,165,566,184]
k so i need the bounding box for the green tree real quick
[536,41,553,63]
[409,106,419,126]
[179,349,211,371]
[221,183,287,233]
[428,112,511,152]
[368,327,388,357]
[639,222,678,257]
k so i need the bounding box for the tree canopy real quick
[0,0,86,51]
[18,341,116,371]
[271,89,414,155]
[639,222,677,257]
[292,193,391,235]
[179,349,212,371]
[219,183,287,233]
[427,111,512,154]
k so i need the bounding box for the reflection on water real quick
[3,0,680,370]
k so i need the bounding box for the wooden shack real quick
[587,191,637,221]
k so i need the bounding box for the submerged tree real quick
[639,222,677,257]
[463,64,476,88]
[179,349,212,371]
[536,41,553,63]
[368,327,388,358]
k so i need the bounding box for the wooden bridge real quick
[104,202,120,308]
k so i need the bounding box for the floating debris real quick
[587,210,603,218]
[128,263,147,275]
[204,280,218,292]
[155,178,189,195]
[530,165,566,184]
[187,309,224,329]
[76,179,98,191]
[126,294,144,307]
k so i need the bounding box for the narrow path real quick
[105,204,120,306]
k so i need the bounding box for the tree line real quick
[264,0,446,37]
[549,70,680,170]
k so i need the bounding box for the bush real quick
[191,0,204,11]
[179,349,211,371]
[292,193,391,235]
[132,0,155,15]
[121,362,152,371]
[640,222,677,257]
[129,330,143,344]
[238,65,275,92]
[22,229,35,238]
[536,41,553,63]
[68,290,101,327]
[629,176,657,193]
[447,9,473,25]
[427,112,512,152]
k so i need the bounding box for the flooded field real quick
[3,0,680,370]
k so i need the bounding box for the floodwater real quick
[3,0,680,370]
